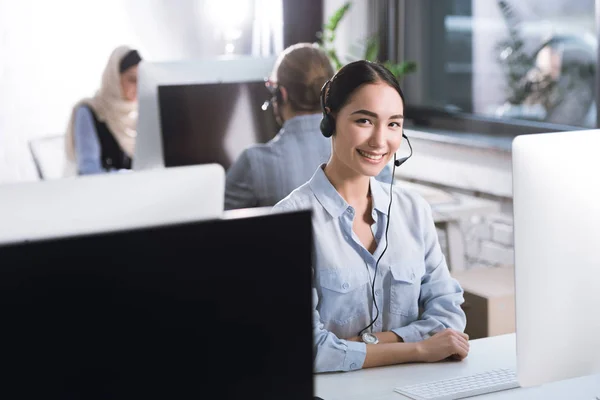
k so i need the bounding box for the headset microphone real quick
[394,133,413,167]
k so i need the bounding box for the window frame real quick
[378,0,600,136]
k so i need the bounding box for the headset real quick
[261,78,285,112]
[319,80,336,138]
[319,78,413,336]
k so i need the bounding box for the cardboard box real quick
[451,266,515,340]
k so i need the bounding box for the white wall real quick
[0,0,268,184]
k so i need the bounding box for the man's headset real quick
[319,78,413,336]
[262,81,284,111]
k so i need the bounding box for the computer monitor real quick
[0,163,225,245]
[512,129,600,388]
[134,56,277,171]
[0,208,313,399]
[158,81,278,170]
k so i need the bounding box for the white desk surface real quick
[315,333,600,400]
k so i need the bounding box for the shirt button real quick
[342,282,349,290]
[375,321,382,328]
[347,208,354,215]
[350,363,357,370]
[375,289,382,296]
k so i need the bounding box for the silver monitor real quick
[512,129,600,388]
[0,164,225,245]
[134,56,277,171]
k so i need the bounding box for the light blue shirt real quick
[73,106,127,175]
[224,114,392,210]
[272,165,466,373]
[73,106,105,175]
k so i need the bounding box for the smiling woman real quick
[323,81,404,179]
[273,60,469,373]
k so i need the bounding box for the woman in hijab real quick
[65,45,142,175]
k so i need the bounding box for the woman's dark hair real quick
[119,49,142,74]
[323,60,406,114]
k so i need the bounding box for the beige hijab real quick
[65,45,138,162]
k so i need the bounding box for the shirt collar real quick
[308,165,391,218]
[369,177,390,216]
[280,114,322,136]
[308,165,349,219]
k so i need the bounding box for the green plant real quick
[317,1,417,79]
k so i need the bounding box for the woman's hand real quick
[415,329,470,362]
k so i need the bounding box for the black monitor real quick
[0,208,313,399]
[158,82,279,170]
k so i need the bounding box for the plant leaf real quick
[318,1,418,77]
[364,36,379,62]
[324,2,352,32]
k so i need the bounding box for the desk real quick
[315,334,600,399]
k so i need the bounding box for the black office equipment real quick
[158,82,278,171]
[0,208,313,399]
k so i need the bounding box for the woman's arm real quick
[312,293,468,371]
[73,106,105,175]
[391,199,467,343]
[311,287,367,372]
[346,330,469,368]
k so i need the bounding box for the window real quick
[202,0,283,56]
[391,0,596,132]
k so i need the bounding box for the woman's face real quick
[120,65,139,102]
[331,81,404,177]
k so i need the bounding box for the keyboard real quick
[394,368,519,400]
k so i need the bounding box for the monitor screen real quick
[0,208,313,398]
[158,81,279,170]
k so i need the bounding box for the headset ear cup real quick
[320,115,335,138]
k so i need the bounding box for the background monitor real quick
[158,81,278,170]
[512,129,600,388]
[0,163,225,245]
[134,56,277,171]
[0,208,313,398]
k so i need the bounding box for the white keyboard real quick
[394,368,519,400]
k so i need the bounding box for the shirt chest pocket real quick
[317,270,368,326]
[389,265,421,317]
